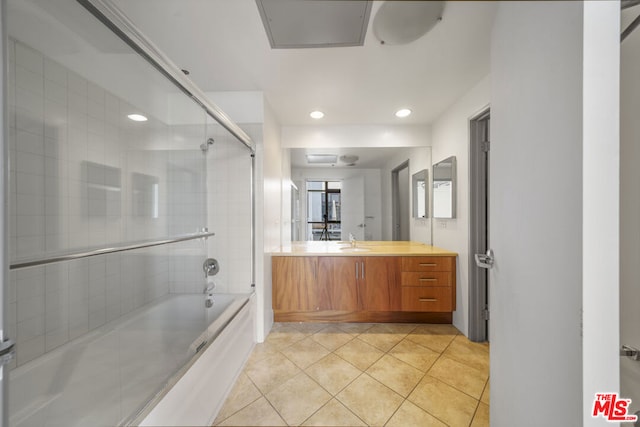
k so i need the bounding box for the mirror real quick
[433,156,456,219]
[289,146,432,242]
[412,169,429,218]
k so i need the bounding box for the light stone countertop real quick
[271,241,458,256]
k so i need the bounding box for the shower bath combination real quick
[3,0,257,425]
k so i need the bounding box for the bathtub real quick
[9,292,255,427]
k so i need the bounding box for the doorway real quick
[392,161,411,241]
[469,109,490,342]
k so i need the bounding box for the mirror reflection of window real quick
[306,181,342,241]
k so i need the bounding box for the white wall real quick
[490,2,584,425]
[257,101,282,342]
[583,3,620,424]
[291,168,382,241]
[380,146,432,244]
[282,125,430,148]
[621,0,640,417]
[429,76,490,336]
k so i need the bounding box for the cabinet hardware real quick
[419,278,437,282]
[419,298,438,302]
[361,262,365,279]
[419,263,437,267]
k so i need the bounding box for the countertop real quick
[271,241,458,256]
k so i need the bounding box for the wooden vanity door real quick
[317,257,359,311]
[359,257,401,311]
[272,257,318,311]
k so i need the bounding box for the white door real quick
[621,1,640,419]
[341,176,365,241]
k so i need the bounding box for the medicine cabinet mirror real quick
[433,156,456,219]
[412,169,428,218]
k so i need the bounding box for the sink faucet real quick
[349,233,356,248]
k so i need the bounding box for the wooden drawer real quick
[402,256,453,272]
[401,286,453,312]
[401,271,452,287]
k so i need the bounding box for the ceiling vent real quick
[256,0,373,49]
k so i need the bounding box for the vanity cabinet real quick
[272,256,319,312]
[272,251,455,323]
[316,257,400,311]
[400,256,456,312]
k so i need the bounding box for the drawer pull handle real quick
[419,263,437,267]
[419,278,437,282]
[419,298,438,302]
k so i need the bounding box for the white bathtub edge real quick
[139,293,256,426]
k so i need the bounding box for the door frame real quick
[468,108,490,342]
[391,160,410,241]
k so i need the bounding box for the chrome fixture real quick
[203,258,220,279]
[621,344,640,361]
[204,283,216,308]
[200,138,214,153]
[11,231,215,270]
[475,249,494,269]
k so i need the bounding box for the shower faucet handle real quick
[203,258,220,278]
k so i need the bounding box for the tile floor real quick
[213,322,490,427]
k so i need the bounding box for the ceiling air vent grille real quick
[256,0,372,49]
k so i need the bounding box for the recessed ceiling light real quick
[395,109,412,118]
[127,114,148,122]
[310,111,325,119]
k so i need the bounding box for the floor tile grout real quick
[215,322,490,427]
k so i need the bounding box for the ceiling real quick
[290,147,404,169]
[112,0,497,127]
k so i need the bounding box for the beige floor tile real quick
[385,400,448,427]
[428,356,489,399]
[442,335,490,375]
[265,372,331,426]
[291,322,330,334]
[471,402,490,427]
[305,353,362,395]
[244,342,281,369]
[481,380,490,405]
[406,325,458,353]
[217,397,286,426]
[311,325,355,351]
[389,338,441,372]
[265,323,310,349]
[334,338,385,371]
[336,374,403,426]
[408,376,478,427]
[358,324,408,352]
[281,337,330,369]
[244,351,301,394]
[335,322,375,335]
[366,354,424,397]
[301,398,366,426]
[213,373,262,424]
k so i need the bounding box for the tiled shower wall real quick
[204,125,256,295]
[7,39,209,366]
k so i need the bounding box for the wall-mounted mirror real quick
[412,169,429,218]
[433,156,456,219]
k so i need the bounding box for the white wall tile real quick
[15,43,43,75]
